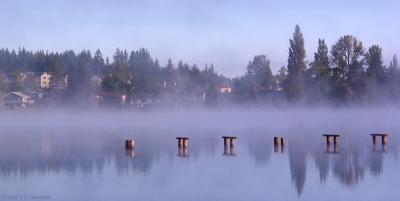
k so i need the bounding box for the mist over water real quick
[0,107,399,200]
[0,107,400,201]
[1,106,399,132]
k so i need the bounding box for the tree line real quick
[234,25,400,105]
[0,47,227,105]
[0,25,399,106]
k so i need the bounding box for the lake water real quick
[0,109,399,201]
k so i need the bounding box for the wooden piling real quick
[274,137,285,146]
[222,136,237,147]
[383,135,388,144]
[223,138,228,146]
[178,147,189,157]
[323,134,340,146]
[222,136,237,156]
[371,134,388,145]
[273,137,285,153]
[223,144,236,156]
[280,138,285,146]
[274,137,279,145]
[176,137,189,148]
[125,139,135,149]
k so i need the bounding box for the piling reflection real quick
[246,135,272,166]
[178,147,189,157]
[125,149,135,158]
[325,144,339,154]
[223,144,236,156]
[274,144,285,153]
[373,144,388,153]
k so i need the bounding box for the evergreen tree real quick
[286,25,306,101]
[386,55,399,98]
[67,50,93,100]
[164,58,175,87]
[388,55,399,75]
[312,39,330,78]
[93,49,105,74]
[246,55,274,92]
[128,48,160,95]
[364,45,387,102]
[306,39,330,101]
[109,49,133,94]
[366,45,386,85]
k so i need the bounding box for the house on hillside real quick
[218,80,233,94]
[40,72,68,89]
[40,73,52,89]
[0,91,35,109]
[218,87,232,94]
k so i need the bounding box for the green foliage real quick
[246,55,274,92]
[286,25,306,101]
[331,35,364,78]
[234,55,274,101]
[305,39,331,102]
[366,45,386,84]
[330,35,365,101]
[312,39,330,77]
[387,55,400,98]
[1,25,400,106]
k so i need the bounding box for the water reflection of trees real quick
[246,135,272,166]
[0,131,219,177]
[288,138,307,196]
[245,131,395,196]
[0,130,395,195]
[312,136,388,187]
[0,132,162,177]
[297,134,389,194]
[0,133,108,176]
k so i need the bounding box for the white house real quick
[218,87,232,94]
[1,92,35,109]
[40,73,68,89]
[40,73,52,89]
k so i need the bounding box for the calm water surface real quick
[0,125,399,201]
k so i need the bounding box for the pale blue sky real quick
[0,0,399,77]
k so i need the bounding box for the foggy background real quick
[1,0,399,76]
[1,107,399,132]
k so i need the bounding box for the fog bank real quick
[1,107,399,133]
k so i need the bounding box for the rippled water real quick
[0,127,398,201]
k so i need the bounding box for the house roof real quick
[1,91,31,99]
